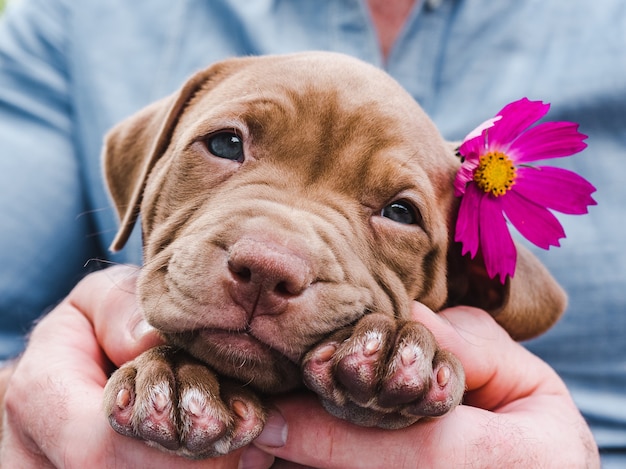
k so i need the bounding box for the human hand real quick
[0,265,274,469]
[249,303,600,468]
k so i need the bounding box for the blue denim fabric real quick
[0,0,624,461]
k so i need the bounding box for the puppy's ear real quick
[447,241,566,340]
[103,95,180,252]
[102,60,248,252]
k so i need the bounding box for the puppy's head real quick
[104,52,565,392]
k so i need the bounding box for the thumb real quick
[408,302,567,409]
[68,265,165,366]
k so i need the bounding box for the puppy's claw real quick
[232,399,250,419]
[364,338,380,356]
[107,386,138,437]
[184,393,206,418]
[437,365,451,388]
[406,352,465,417]
[150,385,172,413]
[400,344,416,366]
[115,388,132,409]
[314,344,337,362]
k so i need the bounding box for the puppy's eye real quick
[381,200,422,225]
[206,132,244,161]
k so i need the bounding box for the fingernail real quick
[254,409,287,448]
[412,301,450,325]
[131,317,156,340]
[239,445,275,469]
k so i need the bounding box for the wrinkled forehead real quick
[180,53,457,184]
[204,53,428,127]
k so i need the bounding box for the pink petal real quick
[508,122,588,163]
[457,134,485,162]
[501,190,565,249]
[479,195,516,282]
[488,98,550,150]
[513,166,597,215]
[455,183,482,258]
[463,116,502,141]
[454,159,479,196]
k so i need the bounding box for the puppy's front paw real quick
[103,346,265,459]
[302,313,464,429]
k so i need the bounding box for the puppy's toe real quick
[175,361,230,456]
[303,314,397,405]
[176,364,266,458]
[405,349,464,417]
[377,321,439,408]
[334,324,395,404]
[377,322,464,418]
[219,381,266,450]
[105,373,138,437]
[104,347,180,450]
[301,340,345,406]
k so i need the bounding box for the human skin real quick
[0,266,599,468]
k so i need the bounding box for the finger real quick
[67,265,165,366]
[3,297,241,469]
[408,302,569,409]
[255,394,496,469]
[239,445,276,469]
[257,391,593,469]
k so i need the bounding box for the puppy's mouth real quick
[199,328,295,362]
[165,327,302,393]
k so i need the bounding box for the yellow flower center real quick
[473,151,517,196]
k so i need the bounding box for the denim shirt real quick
[1,0,625,462]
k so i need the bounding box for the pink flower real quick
[454,98,596,283]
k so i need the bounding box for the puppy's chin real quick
[164,329,303,393]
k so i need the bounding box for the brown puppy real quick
[102,52,566,458]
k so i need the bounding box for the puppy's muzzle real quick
[227,237,314,319]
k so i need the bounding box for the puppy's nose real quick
[227,238,313,317]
